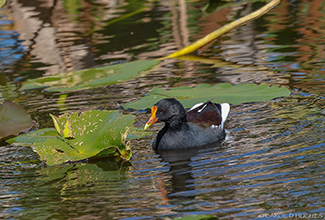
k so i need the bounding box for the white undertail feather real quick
[220,103,230,128]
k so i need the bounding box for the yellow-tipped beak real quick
[144,105,158,130]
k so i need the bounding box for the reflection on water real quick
[0,9,24,73]
[0,0,325,219]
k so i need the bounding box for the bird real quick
[144,98,230,150]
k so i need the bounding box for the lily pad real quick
[41,110,136,165]
[0,101,34,141]
[6,128,58,146]
[7,110,151,166]
[124,83,291,109]
[20,60,160,92]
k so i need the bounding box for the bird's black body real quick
[145,98,230,151]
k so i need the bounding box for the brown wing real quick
[186,101,222,128]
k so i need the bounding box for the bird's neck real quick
[166,116,188,130]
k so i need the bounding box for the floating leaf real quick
[7,126,150,147]
[124,83,291,109]
[33,137,84,164]
[39,110,135,165]
[6,128,57,146]
[0,101,34,141]
[21,60,160,92]
[7,110,151,166]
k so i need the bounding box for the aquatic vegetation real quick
[8,110,151,166]
[0,101,34,141]
[124,83,291,109]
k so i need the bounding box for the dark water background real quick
[0,0,324,219]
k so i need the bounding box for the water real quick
[0,0,325,219]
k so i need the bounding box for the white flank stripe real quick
[189,102,203,111]
[198,104,207,112]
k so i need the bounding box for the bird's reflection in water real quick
[156,141,226,201]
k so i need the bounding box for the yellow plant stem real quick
[0,0,6,8]
[159,0,281,60]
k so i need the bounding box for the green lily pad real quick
[124,83,291,109]
[6,128,58,146]
[7,110,151,166]
[0,101,34,141]
[20,60,160,92]
[41,110,135,165]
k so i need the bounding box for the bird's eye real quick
[161,109,166,113]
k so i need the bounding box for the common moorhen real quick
[144,98,230,150]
